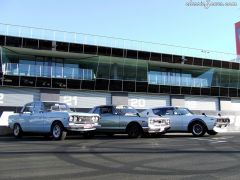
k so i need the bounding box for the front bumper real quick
[66,123,101,132]
[214,122,230,128]
[143,125,171,134]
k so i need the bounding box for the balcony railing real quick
[2,63,94,80]
[2,62,214,88]
[0,22,238,62]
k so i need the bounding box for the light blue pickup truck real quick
[8,101,100,140]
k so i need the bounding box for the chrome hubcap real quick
[53,125,61,138]
[193,124,203,135]
[14,125,19,136]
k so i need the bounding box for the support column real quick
[111,92,128,105]
[170,95,185,107]
[40,89,60,102]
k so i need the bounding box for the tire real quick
[191,122,206,137]
[207,130,218,136]
[83,131,95,139]
[51,122,67,140]
[13,124,23,138]
[127,123,142,138]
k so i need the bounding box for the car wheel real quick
[13,124,23,138]
[207,130,218,135]
[191,122,206,137]
[83,131,95,139]
[51,122,67,140]
[127,124,142,138]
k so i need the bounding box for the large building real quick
[0,23,239,122]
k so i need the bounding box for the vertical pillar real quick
[111,92,128,105]
[170,95,185,107]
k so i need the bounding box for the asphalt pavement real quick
[0,133,240,180]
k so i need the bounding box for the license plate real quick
[84,124,92,129]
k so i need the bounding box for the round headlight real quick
[69,116,74,122]
[92,116,99,122]
[73,116,78,122]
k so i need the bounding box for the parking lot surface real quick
[0,133,240,180]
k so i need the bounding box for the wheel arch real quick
[13,122,23,131]
[51,120,65,131]
[125,121,143,133]
[188,119,208,132]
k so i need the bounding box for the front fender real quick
[188,119,208,132]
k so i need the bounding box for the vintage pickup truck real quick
[8,101,100,140]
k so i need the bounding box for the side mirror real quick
[202,113,206,116]
[136,113,140,117]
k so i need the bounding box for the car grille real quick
[72,116,93,124]
[216,118,230,123]
[153,118,169,125]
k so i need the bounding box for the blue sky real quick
[0,0,239,55]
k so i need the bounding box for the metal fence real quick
[0,22,238,62]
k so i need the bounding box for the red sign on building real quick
[235,21,240,55]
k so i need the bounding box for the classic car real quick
[89,105,171,138]
[8,101,100,140]
[141,106,230,137]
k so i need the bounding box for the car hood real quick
[182,114,215,120]
[68,112,99,117]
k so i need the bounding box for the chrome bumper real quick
[214,122,230,128]
[67,123,101,132]
[143,125,171,133]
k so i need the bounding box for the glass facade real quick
[1,37,240,98]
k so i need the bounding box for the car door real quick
[28,102,44,132]
[156,108,183,131]
[19,103,33,132]
[95,106,120,132]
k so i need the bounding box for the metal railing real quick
[3,62,214,88]
[0,22,238,62]
[2,63,94,80]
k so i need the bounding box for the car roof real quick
[93,105,133,108]
[147,106,176,109]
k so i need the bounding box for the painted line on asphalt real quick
[191,136,233,144]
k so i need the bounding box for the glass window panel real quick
[110,57,124,80]
[19,59,35,76]
[77,56,98,80]
[52,59,63,78]
[123,58,137,81]
[136,60,148,81]
[220,69,229,87]
[64,63,79,79]
[96,56,111,79]
[229,69,238,88]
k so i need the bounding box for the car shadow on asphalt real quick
[0,133,216,142]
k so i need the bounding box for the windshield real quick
[115,105,139,116]
[175,107,193,115]
[43,102,71,112]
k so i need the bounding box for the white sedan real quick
[141,106,230,137]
